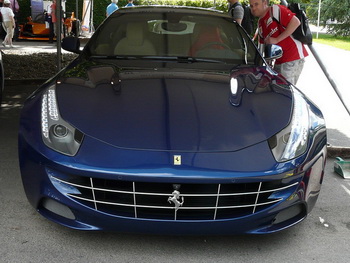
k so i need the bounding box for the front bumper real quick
[19,135,327,235]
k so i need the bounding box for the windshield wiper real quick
[178,56,224,64]
[90,55,224,64]
[90,55,139,60]
[123,56,225,64]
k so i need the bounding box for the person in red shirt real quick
[249,0,308,84]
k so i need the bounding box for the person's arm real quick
[230,5,244,25]
[265,15,300,44]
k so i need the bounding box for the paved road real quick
[1,84,350,263]
[297,43,350,149]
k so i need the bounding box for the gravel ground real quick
[2,49,78,80]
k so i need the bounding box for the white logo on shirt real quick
[266,17,273,27]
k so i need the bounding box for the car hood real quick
[56,65,292,152]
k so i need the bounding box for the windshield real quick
[86,10,262,65]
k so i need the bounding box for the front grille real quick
[50,173,298,221]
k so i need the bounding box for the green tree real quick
[308,0,350,36]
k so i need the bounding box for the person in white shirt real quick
[9,0,20,41]
[1,0,15,48]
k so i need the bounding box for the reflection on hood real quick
[56,64,293,152]
[229,66,291,106]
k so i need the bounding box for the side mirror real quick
[264,44,283,60]
[62,36,81,54]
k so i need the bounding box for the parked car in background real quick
[18,12,79,41]
[18,6,327,235]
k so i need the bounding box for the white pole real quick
[90,0,94,34]
[317,0,321,39]
[57,0,62,70]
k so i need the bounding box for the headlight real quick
[268,88,309,162]
[41,85,84,156]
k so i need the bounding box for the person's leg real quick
[53,22,57,37]
[291,58,305,85]
[8,25,14,47]
[2,21,15,47]
[2,22,8,46]
[274,58,305,85]
[3,21,15,47]
[49,19,54,43]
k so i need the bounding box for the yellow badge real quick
[174,155,181,165]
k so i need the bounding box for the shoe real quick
[2,42,6,47]
[10,44,14,48]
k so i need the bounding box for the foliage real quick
[90,0,281,28]
[307,0,350,36]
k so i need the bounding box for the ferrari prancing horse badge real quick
[173,155,181,165]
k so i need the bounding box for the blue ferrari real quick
[18,6,327,234]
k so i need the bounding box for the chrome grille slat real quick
[253,182,262,214]
[51,175,299,221]
[67,193,282,209]
[133,182,137,218]
[90,177,98,210]
[213,184,221,220]
[51,176,298,196]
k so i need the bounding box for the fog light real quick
[273,204,305,225]
[42,198,75,220]
[53,124,68,137]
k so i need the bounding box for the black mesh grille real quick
[50,173,298,221]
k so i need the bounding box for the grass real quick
[312,33,350,51]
